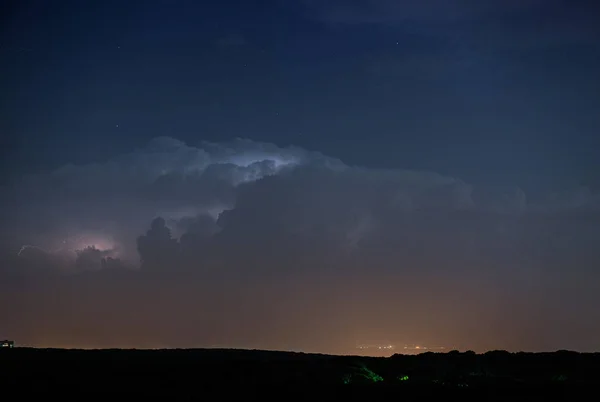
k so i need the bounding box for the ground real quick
[1,348,598,398]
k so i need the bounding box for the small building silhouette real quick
[1,340,14,348]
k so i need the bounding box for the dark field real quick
[1,348,598,398]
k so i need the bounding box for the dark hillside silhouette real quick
[1,348,598,398]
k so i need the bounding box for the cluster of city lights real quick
[357,344,394,350]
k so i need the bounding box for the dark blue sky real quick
[2,0,599,192]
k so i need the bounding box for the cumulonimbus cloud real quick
[1,135,598,275]
[1,136,600,352]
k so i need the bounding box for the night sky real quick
[1,0,600,354]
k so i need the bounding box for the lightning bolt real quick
[17,244,46,256]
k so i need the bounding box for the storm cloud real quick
[1,137,599,353]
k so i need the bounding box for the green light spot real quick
[355,364,384,383]
[342,374,352,384]
[398,375,409,381]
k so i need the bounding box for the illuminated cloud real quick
[2,137,333,266]
[1,136,598,275]
[1,137,599,352]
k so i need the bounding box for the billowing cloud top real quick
[1,137,599,352]
[2,138,335,262]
